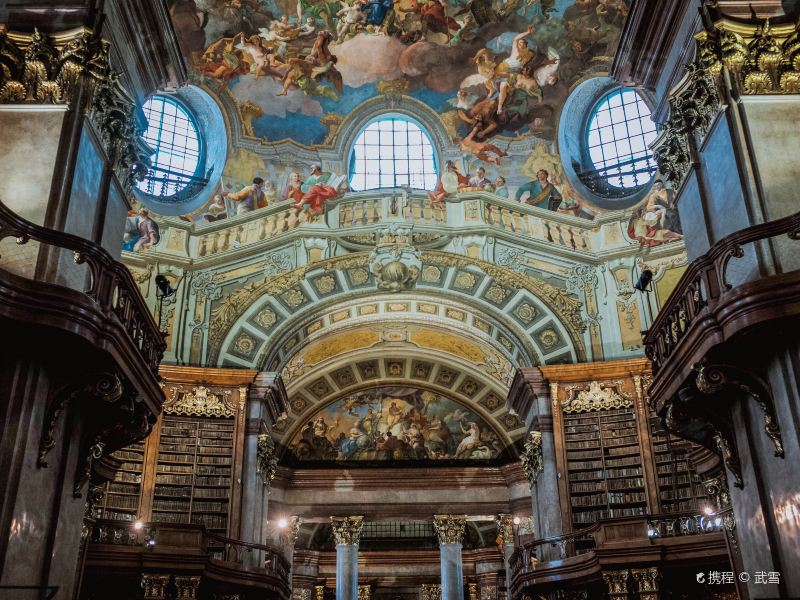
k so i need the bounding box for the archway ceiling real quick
[212,250,586,370]
[270,323,524,448]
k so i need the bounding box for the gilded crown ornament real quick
[330,516,364,546]
[433,514,467,545]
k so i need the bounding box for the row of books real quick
[155,474,193,485]
[661,487,706,500]
[196,455,232,464]
[571,493,608,507]
[608,477,644,490]
[568,460,604,470]
[657,462,688,474]
[608,492,646,504]
[152,511,191,524]
[565,450,602,460]
[564,425,599,434]
[606,467,643,478]
[153,499,190,512]
[197,465,231,476]
[105,495,138,510]
[157,464,194,474]
[568,470,605,482]
[108,482,139,495]
[606,445,640,457]
[570,482,606,494]
[565,440,601,449]
[113,450,143,461]
[154,485,192,498]
[191,514,226,529]
[604,456,641,468]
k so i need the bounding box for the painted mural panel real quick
[287,385,503,460]
[170,0,629,150]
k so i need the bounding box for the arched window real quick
[137,95,204,199]
[349,117,438,191]
[586,89,657,191]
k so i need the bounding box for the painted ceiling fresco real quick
[287,385,504,460]
[169,0,629,148]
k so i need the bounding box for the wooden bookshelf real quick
[97,378,248,548]
[99,442,145,521]
[649,416,709,512]
[563,407,648,528]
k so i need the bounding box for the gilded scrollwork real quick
[165,385,236,418]
[256,433,278,488]
[520,431,544,484]
[561,381,632,414]
[702,471,739,554]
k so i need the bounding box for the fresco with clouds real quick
[170,0,630,149]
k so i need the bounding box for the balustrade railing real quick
[509,523,599,576]
[178,191,598,259]
[646,510,726,538]
[644,211,800,374]
[89,520,289,580]
[0,200,164,375]
[509,510,726,595]
[206,532,290,579]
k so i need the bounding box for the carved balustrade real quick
[646,510,727,538]
[644,211,800,376]
[0,200,165,375]
[152,191,601,261]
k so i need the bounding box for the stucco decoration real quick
[287,385,504,461]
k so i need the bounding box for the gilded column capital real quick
[433,514,467,545]
[602,570,630,599]
[330,515,364,546]
[495,514,514,545]
[174,576,201,599]
[631,567,660,600]
[141,574,170,600]
[421,584,442,600]
[520,430,544,485]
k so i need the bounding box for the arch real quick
[207,251,587,370]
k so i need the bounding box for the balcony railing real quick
[161,191,602,260]
[644,211,800,375]
[88,519,290,581]
[508,512,728,598]
[0,200,165,375]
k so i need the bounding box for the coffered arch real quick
[209,251,588,370]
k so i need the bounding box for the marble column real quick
[330,516,364,600]
[508,370,563,563]
[240,373,286,567]
[433,515,467,600]
[495,514,514,596]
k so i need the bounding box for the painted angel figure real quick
[336,0,367,40]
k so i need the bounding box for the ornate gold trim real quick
[164,385,235,418]
[562,381,632,414]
